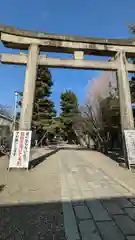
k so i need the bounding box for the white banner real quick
[124,130,135,166]
[9,131,32,169]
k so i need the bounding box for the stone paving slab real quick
[62,202,80,240]
[113,215,135,235]
[74,205,92,220]
[86,199,111,221]
[115,197,133,208]
[97,221,125,240]
[130,198,135,205]
[102,200,125,215]
[79,219,102,240]
[127,237,135,240]
[58,157,80,240]
[124,207,135,220]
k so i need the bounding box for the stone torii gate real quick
[0,25,135,134]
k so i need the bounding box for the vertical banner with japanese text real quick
[124,130,135,167]
[9,131,32,169]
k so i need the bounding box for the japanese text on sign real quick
[9,131,32,169]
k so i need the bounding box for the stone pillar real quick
[116,51,134,163]
[19,44,39,130]
[74,51,84,60]
[116,51,134,131]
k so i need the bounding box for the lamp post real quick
[12,91,19,131]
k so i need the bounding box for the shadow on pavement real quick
[29,145,126,171]
[0,184,5,193]
[105,150,129,170]
[29,148,59,169]
[29,146,92,170]
[106,150,125,164]
[59,146,92,151]
[0,195,135,239]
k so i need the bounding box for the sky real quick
[0,0,135,114]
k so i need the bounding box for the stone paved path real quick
[1,148,135,239]
[59,149,135,240]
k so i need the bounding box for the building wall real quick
[0,114,12,138]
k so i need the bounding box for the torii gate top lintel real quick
[0,24,134,45]
[0,24,135,57]
[0,24,134,135]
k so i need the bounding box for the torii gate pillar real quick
[116,51,134,131]
[116,51,134,161]
[19,44,39,130]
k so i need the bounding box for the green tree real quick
[60,90,79,143]
[17,66,56,141]
[33,66,56,126]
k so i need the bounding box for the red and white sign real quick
[9,131,32,169]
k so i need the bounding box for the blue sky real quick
[0,0,135,114]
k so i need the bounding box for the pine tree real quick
[33,66,56,129]
[60,90,79,143]
[17,66,56,139]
